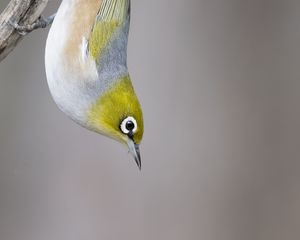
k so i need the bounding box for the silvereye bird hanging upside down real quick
[45,0,144,169]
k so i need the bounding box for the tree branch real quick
[0,0,49,62]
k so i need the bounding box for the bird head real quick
[87,75,144,169]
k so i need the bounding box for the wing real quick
[88,0,131,63]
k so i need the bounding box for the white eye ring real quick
[120,116,138,135]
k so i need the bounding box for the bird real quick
[45,0,144,169]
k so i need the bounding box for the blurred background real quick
[0,0,299,239]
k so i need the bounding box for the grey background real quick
[0,0,300,239]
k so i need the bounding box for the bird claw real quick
[8,20,28,35]
[8,14,56,36]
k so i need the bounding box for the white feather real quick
[45,0,98,127]
[81,37,88,62]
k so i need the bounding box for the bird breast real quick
[45,0,102,126]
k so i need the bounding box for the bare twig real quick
[0,0,50,62]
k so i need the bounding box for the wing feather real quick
[88,0,130,61]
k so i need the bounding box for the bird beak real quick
[127,139,141,170]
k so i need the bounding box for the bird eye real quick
[120,116,138,135]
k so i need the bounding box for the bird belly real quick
[45,0,101,127]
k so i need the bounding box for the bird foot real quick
[9,14,56,36]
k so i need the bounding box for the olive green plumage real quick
[89,0,130,61]
[87,75,143,145]
[89,21,119,61]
